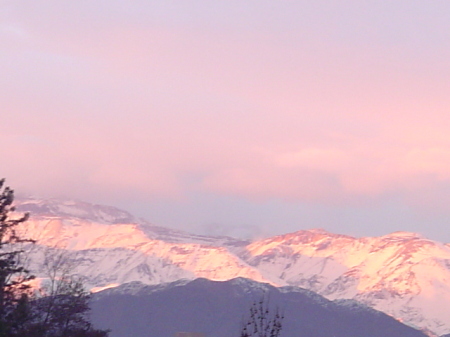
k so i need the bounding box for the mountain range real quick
[90,277,428,337]
[13,197,450,336]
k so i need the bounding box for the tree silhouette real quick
[0,178,34,336]
[240,297,284,337]
[0,179,108,337]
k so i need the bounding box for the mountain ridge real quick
[90,277,429,337]
[12,197,450,336]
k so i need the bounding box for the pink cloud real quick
[2,2,450,215]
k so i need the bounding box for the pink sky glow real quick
[2,1,450,241]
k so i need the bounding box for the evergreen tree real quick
[0,179,108,337]
[0,178,34,336]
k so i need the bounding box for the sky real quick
[2,1,450,241]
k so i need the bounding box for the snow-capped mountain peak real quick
[12,197,450,335]
[15,197,138,225]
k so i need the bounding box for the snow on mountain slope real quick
[15,198,137,224]
[15,198,248,247]
[14,198,270,290]
[28,242,269,289]
[11,198,450,335]
[242,229,450,335]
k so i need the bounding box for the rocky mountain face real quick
[13,198,450,336]
[90,277,428,337]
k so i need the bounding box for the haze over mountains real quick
[14,198,450,336]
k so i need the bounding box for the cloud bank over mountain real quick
[2,1,450,240]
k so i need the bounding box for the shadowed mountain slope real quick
[90,278,428,337]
